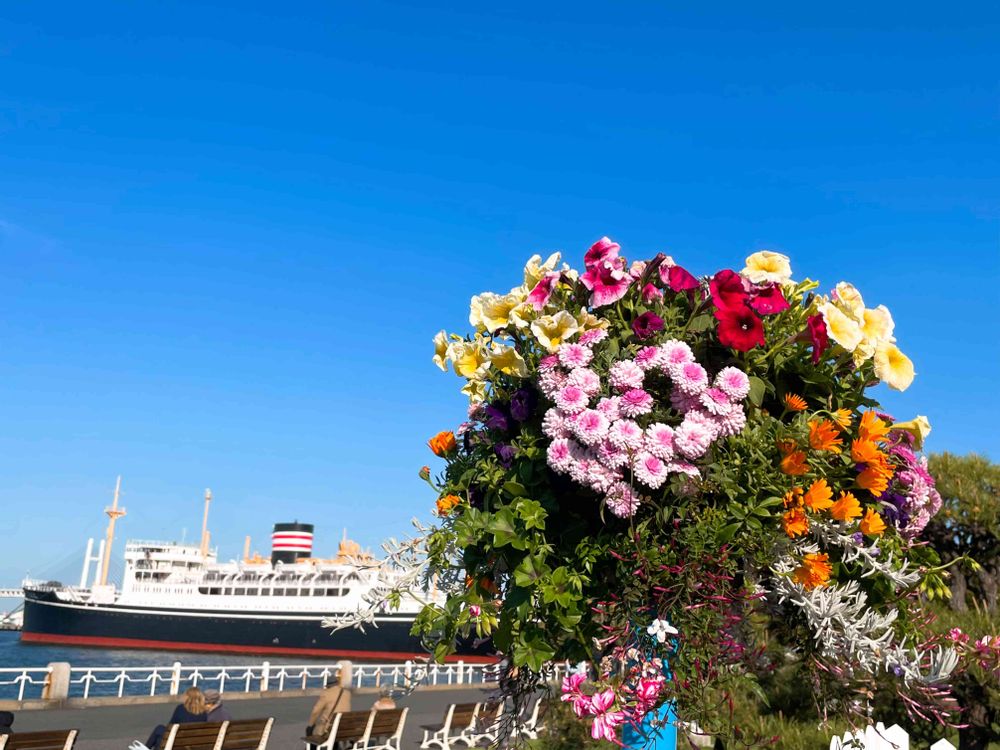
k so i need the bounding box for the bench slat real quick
[6,730,77,750]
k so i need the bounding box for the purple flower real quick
[495,443,515,467]
[483,404,509,432]
[510,388,537,422]
[631,312,664,340]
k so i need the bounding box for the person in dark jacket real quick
[0,711,13,735]
[145,687,206,748]
[203,689,232,723]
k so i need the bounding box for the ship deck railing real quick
[0,660,571,702]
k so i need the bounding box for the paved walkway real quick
[7,687,492,749]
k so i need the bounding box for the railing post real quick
[44,662,71,702]
[260,661,270,692]
[457,660,464,685]
[169,661,182,696]
[337,660,352,689]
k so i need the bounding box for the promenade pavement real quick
[7,686,493,750]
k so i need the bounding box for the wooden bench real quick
[220,718,273,750]
[159,722,228,750]
[0,730,78,750]
[364,708,408,750]
[306,709,373,749]
[420,703,479,750]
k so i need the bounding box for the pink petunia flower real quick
[714,366,750,400]
[584,236,621,268]
[642,282,664,303]
[527,271,561,311]
[645,423,676,460]
[609,360,645,392]
[555,385,590,414]
[581,258,633,308]
[558,343,594,369]
[749,283,790,315]
[620,388,655,418]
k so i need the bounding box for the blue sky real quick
[0,2,997,587]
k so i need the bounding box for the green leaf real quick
[748,376,767,407]
[503,481,527,497]
[717,522,742,544]
[514,498,547,530]
[487,509,526,549]
[513,630,557,672]
[513,553,549,587]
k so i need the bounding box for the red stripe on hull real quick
[19,631,495,664]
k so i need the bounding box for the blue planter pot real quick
[622,701,677,749]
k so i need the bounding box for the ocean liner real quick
[21,481,483,661]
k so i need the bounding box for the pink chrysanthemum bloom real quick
[541,408,571,439]
[555,385,590,414]
[608,419,644,451]
[684,408,722,439]
[658,339,694,370]
[700,387,732,416]
[619,388,654,418]
[673,417,714,459]
[605,482,641,518]
[644,423,675,460]
[569,454,597,486]
[585,462,621,493]
[666,460,701,478]
[572,408,611,446]
[634,346,664,371]
[597,438,630,470]
[546,437,576,473]
[714,404,747,437]
[633,451,669,489]
[578,328,609,346]
[673,361,709,395]
[670,388,701,413]
[609,360,645,392]
[539,369,568,399]
[538,354,560,371]
[714,366,750,400]
[567,367,601,396]
[558,343,593,369]
[596,396,622,422]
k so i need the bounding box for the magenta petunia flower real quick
[581,258,633,307]
[527,271,561,311]
[709,269,750,311]
[807,313,830,364]
[749,283,790,315]
[584,236,621,268]
[659,263,699,293]
[642,282,664,303]
[631,311,664,340]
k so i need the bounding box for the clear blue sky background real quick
[0,2,997,587]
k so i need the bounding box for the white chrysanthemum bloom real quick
[742,250,792,284]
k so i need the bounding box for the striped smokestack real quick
[271,522,314,565]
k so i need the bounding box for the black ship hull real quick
[21,589,490,662]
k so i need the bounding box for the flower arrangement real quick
[371,239,964,742]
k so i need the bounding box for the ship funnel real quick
[271,522,314,565]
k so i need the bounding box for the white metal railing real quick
[0,667,52,701]
[829,721,956,750]
[2,659,572,702]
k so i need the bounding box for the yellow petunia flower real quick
[742,250,792,284]
[461,379,487,403]
[817,300,864,353]
[531,311,580,352]
[523,252,562,287]
[853,305,897,365]
[892,415,932,450]
[490,345,528,378]
[469,291,524,333]
[833,282,865,321]
[575,308,610,332]
[432,330,450,372]
[874,342,915,392]
[449,341,491,380]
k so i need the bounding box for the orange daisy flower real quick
[851,439,883,464]
[803,478,834,512]
[428,430,458,457]
[435,494,461,516]
[857,461,894,496]
[780,451,809,476]
[808,419,844,453]
[783,486,804,508]
[831,409,852,429]
[793,553,833,589]
[782,507,810,537]
[858,411,891,444]
[783,393,808,412]
[859,508,887,537]
[830,491,862,522]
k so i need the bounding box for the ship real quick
[20,479,487,662]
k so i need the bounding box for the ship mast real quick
[99,476,126,587]
[199,488,212,558]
